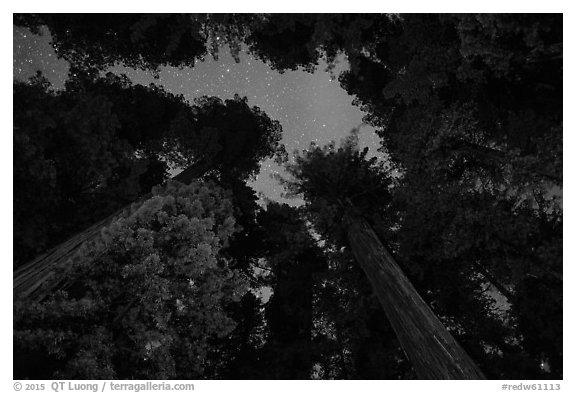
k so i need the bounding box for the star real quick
[13,25,384,206]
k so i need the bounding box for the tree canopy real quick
[13,13,562,380]
[14,181,248,379]
[14,71,282,269]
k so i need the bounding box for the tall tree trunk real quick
[342,208,485,379]
[13,161,210,301]
[262,249,316,379]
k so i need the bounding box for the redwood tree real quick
[282,137,485,379]
[14,72,283,300]
[14,180,248,379]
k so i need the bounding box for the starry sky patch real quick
[13,24,383,205]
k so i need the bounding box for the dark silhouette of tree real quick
[14,181,248,379]
[13,13,562,379]
[333,15,563,376]
[14,14,208,72]
[14,14,257,73]
[177,94,283,182]
[14,73,169,269]
[254,203,327,378]
[14,71,283,300]
[245,14,320,73]
[237,13,562,378]
[282,138,485,379]
[208,291,266,379]
[310,246,415,379]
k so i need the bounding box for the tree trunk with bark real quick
[342,208,485,379]
[13,161,210,301]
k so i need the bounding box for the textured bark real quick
[343,210,485,379]
[13,161,210,301]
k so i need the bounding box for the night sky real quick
[13,24,383,205]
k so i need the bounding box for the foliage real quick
[245,14,321,73]
[382,102,562,378]
[174,94,283,181]
[279,133,559,379]
[259,13,562,378]
[254,203,327,378]
[14,14,261,73]
[281,132,396,245]
[13,13,562,379]
[14,180,248,379]
[14,72,283,269]
[15,14,208,72]
[14,73,155,268]
[311,247,414,379]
